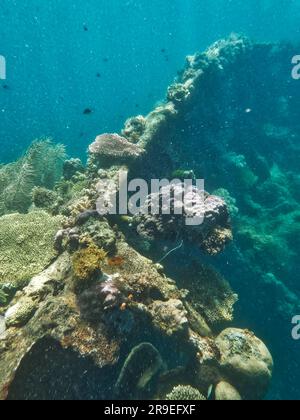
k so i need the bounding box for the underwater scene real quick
[0,0,300,403]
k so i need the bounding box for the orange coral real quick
[107,256,125,267]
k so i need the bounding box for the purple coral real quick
[133,183,232,255]
[78,276,123,322]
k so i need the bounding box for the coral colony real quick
[1,34,300,400]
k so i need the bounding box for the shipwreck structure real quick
[2,34,297,400]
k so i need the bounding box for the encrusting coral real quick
[166,385,206,401]
[133,183,232,256]
[214,381,242,401]
[88,133,145,169]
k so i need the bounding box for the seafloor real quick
[0,35,299,400]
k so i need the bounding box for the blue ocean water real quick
[1,0,300,401]
[1,0,300,162]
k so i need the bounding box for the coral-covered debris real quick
[133,183,232,255]
[0,35,276,401]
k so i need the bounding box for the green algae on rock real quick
[0,211,63,288]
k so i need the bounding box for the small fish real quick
[83,24,88,32]
[108,256,125,267]
[96,73,101,78]
[2,84,10,90]
[83,108,93,115]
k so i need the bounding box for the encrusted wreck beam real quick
[0,36,278,401]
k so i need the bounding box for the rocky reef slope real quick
[0,35,289,400]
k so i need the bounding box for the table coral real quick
[88,133,145,168]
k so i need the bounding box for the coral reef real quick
[182,264,238,330]
[150,299,189,337]
[0,316,5,336]
[212,188,239,219]
[5,297,38,328]
[63,158,85,181]
[88,133,145,169]
[122,116,147,144]
[117,34,299,399]
[78,275,126,320]
[166,385,206,401]
[31,187,60,212]
[216,329,273,400]
[133,183,232,255]
[0,36,280,401]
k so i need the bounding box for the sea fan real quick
[3,161,35,213]
[0,139,67,215]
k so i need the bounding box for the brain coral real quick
[0,211,63,288]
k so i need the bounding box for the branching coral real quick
[166,385,206,401]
